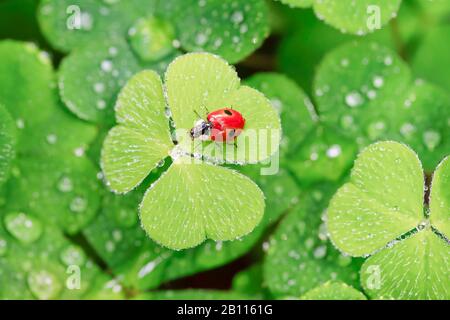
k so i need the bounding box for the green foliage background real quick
[0,0,448,300]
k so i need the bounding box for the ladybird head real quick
[190,119,212,140]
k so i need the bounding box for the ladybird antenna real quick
[202,105,210,114]
[193,110,202,119]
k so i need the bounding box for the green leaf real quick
[313,0,402,35]
[244,73,317,158]
[0,213,107,299]
[430,156,450,239]
[0,40,100,234]
[85,197,266,291]
[37,0,158,53]
[264,183,362,297]
[328,141,424,256]
[160,0,269,63]
[166,53,281,164]
[140,157,264,250]
[101,70,173,193]
[314,41,411,139]
[58,39,141,123]
[360,230,449,300]
[0,41,55,139]
[299,281,367,300]
[327,141,449,299]
[413,26,450,94]
[313,41,449,171]
[385,81,450,171]
[238,165,300,223]
[232,264,265,297]
[287,126,358,185]
[276,11,394,95]
[0,105,15,186]
[4,156,101,234]
[128,16,176,63]
[0,40,97,157]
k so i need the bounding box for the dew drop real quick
[97,100,106,110]
[345,91,363,108]
[400,123,415,139]
[46,134,57,144]
[93,82,105,93]
[16,118,25,129]
[60,245,86,266]
[57,176,73,193]
[313,245,327,259]
[108,46,118,56]
[372,76,384,88]
[4,212,43,244]
[100,59,113,72]
[195,33,208,46]
[326,144,341,158]
[231,11,244,24]
[305,237,314,249]
[105,240,115,253]
[74,147,85,157]
[423,130,441,150]
[80,12,93,31]
[27,269,62,300]
[70,197,87,213]
[384,56,393,66]
[112,229,122,242]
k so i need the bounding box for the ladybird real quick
[190,108,246,143]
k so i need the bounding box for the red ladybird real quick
[190,108,246,143]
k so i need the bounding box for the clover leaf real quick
[277,0,402,35]
[38,0,156,53]
[159,0,270,64]
[0,105,15,186]
[0,40,100,234]
[288,40,449,173]
[413,26,450,93]
[58,37,178,124]
[38,0,268,62]
[42,0,270,124]
[166,54,281,164]
[101,53,281,250]
[328,141,450,299]
[0,212,108,299]
[299,281,367,300]
[264,183,362,298]
[232,264,265,297]
[87,72,297,288]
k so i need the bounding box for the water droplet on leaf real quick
[4,212,43,244]
[27,269,62,300]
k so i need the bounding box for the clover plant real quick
[328,141,449,299]
[101,52,281,250]
[0,0,448,300]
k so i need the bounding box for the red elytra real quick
[207,108,246,142]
